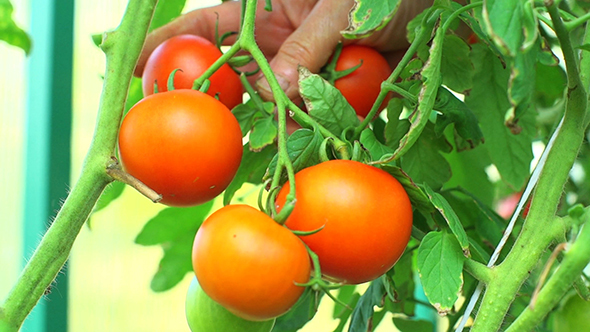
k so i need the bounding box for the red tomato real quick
[118,89,243,206]
[334,45,392,118]
[192,205,311,321]
[275,160,413,284]
[142,34,243,109]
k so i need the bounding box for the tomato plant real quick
[191,204,311,321]
[7,1,590,332]
[275,160,413,284]
[185,277,275,332]
[142,34,243,109]
[333,45,391,118]
[118,89,243,206]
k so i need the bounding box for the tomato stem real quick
[0,0,158,330]
[468,3,590,330]
[505,210,590,331]
[239,73,265,112]
[106,161,162,203]
[352,11,434,139]
[191,41,242,91]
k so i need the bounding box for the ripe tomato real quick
[118,89,243,206]
[142,34,243,109]
[275,160,413,284]
[192,205,311,321]
[186,277,276,332]
[334,45,392,118]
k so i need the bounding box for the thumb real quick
[256,0,353,101]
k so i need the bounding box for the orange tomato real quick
[276,160,413,284]
[192,205,311,321]
[118,89,243,206]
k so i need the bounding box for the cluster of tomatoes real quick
[117,35,413,331]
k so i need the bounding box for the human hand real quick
[135,0,433,101]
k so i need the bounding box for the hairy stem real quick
[0,0,157,330]
[505,213,590,331]
[470,2,588,330]
[463,259,493,284]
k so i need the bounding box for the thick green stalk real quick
[505,217,590,331]
[0,1,157,331]
[470,2,588,331]
[463,259,493,284]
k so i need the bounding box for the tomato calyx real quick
[296,246,352,311]
[319,43,362,85]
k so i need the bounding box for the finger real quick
[256,0,354,101]
[135,1,242,76]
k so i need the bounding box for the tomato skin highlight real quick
[276,160,413,285]
[185,277,275,332]
[192,205,311,321]
[118,89,243,206]
[142,34,243,109]
[334,45,392,118]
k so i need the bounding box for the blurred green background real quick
[0,0,411,331]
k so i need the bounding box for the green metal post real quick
[23,0,74,330]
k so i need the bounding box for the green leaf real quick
[135,202,213,246]
[264,129,323,182]
[0,0,31,54]
[135,202,213,292]
[341,0,402,39]
[457,5,506,64]
[298,67,360,136]
[417,231,465,315]
[223,144,277,205]
[149,0,186,32]
[388,250,416,316]
[232,103,258,137]
[400,58,424,80]
[443,143,494,207]
[150,233,193,292]
[469,237,491,262]
[349,278,387,332]
[521,0,538,51]
[483,0,526,57]
[360,128,394,161]
[445,188,507,248]
[535,62,566,108]
[93,181,125,214]
[232,100,271,137]
[423,185,470,256]
[333,285,357,318]
[333,286,361,332]
[384,98,409,151]
[381,165,434,214]
[506,43,537,127]
[441,34,473,93]
[400,123,452,191]
[392,317,434,332]
[434,87,485,150]
[271,288,320,332]
[392,19,443,160]
[249,116,277,151]
[466,43,534,189]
